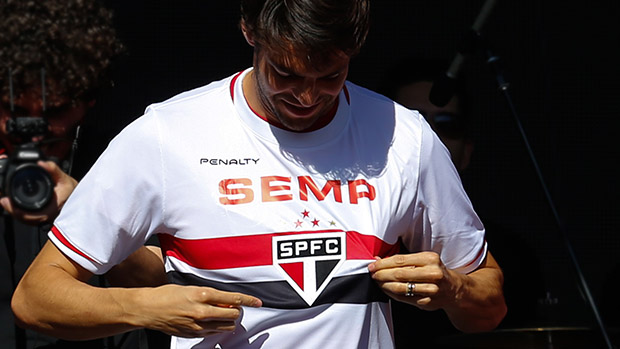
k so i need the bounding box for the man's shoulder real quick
[345,81,424,121]
[105,71,244,147]
[345,81,426,138]
[345,81,392,107]
[147,72,239,114]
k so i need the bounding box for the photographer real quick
[0,0,126,347]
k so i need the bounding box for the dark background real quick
[77,0,619,342]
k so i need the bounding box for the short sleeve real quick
[50,109,166,274]
[403,119,486,273]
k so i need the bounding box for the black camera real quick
[0,117,54,211]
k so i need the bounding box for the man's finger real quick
[194,319,237,331]
[369,252,439,271]
[0,196,15,214]
[369,254,417,271]
[200,289,262,308]
[195,306,243,321]
[37,160,64,182]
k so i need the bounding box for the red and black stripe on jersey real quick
[159,230,399,309]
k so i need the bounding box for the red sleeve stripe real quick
[51,226,97,263]
[158,230,399,270]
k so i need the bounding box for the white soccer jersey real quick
[50,69,486,348]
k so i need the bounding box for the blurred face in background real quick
[0,85,91,160]
[394,80,473,172]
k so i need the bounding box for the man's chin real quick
[277,115,319,132]
[276,108,326,132]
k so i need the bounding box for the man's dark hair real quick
[240,0,370,61]
[0,0,124,101]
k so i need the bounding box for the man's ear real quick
[240,21,255,47]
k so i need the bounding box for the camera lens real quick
[8,163,54,211]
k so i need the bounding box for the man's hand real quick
[368,251,506,333]
[368,251,462,311]
[0,160,77,224]
[132,285,262,338]
[105,246,263,337]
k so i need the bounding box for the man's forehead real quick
[267,51,309,72]
[263,43,349,73]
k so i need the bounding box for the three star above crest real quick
[295,209,337,229]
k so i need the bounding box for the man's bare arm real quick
[106,245,167,287]
[440,252,506,332]
[12,241,262,340]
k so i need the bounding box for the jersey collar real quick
[231,68,351,149]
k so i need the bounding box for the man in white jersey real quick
[12,1,507,348]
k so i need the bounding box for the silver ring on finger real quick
[405,282,416,297]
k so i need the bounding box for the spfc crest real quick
[273,231,346,306]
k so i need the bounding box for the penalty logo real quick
[273,232,346,306]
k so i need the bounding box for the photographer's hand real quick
[0,160,77,225]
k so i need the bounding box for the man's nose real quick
[294,79,317,106]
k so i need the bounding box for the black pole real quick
[483,42,614,349]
